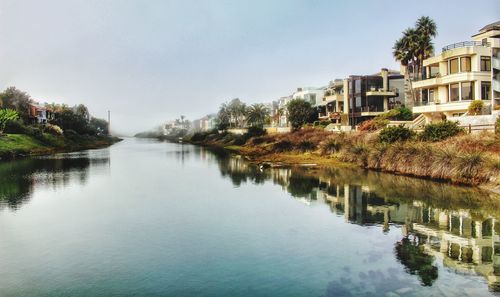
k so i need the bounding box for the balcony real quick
[413,100,473,114]
[441,41,489,53]
[365,87,398,97]
[360,106,385,117]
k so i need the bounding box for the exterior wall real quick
[292,87,325,107]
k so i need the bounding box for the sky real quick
[0,0,499,135]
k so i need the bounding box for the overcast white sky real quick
[0,0,499,135]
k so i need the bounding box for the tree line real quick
[0,86,109,136]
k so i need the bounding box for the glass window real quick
[450,83,459,101]
[429,89,435,102]
[480,56,491,71]
[460,57,471,72]
[461,82,474,100]
[481,82,491,100]
[422,89,429,103]
[449,58,459,74]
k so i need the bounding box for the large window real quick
[480,56,491,71]
[421,88,435,104]
[461,82,474,100]
[449,58,459,74]
[460,57,471,72]
[449,83,459,101]
[481,82,491,100]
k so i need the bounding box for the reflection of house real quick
[28,104,55,124]
[315,182,500,291]
[412,21,500,123]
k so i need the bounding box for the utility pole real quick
[108,110,111,136]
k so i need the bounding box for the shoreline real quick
[0,134,122,161]
[179,131,500,195]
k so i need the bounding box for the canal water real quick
[0,138,499,297]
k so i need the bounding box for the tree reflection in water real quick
[198,146,500,293]
[0,151,109,210]
[395,236,438,286]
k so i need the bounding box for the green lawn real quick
[0,134,47,154]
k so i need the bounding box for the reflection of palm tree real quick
[395,236,438,286]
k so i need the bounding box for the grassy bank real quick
[0,133,121,161]
[186,128,500,190]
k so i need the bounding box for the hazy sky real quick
[1,0,499,134]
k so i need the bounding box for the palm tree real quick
[246,103,269,127]
[393,16,437,108]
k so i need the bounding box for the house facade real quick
[412,22,500,123]
[292,87,325,107]
[28,104,55,124]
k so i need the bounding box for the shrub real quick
[3,120,26,134]
[358,119,386,131]
[272,140,293,152]
[395,107,413,120]
[468,100,484,116]
[419,121,463,142]
[43,124,63,135]
[287,99,314,130]
[190,132,208,142]
[246,126,266,137]
[455,152,483,181]
[379,125,415,143]
[320,137,342,155]
[232,134,250,145]
[0,109,19,133]
[296,140,316,152]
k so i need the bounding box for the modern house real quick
[292,87,325,107]
[318,79,345,125]
[412,21,500,123]
[343,68,405,126]
[28,104,55,124]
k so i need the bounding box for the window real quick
[422,89,434,104]
[480,56,491,71]
[460,57,471,72]
[461,82,474,100]
[429,89,435,102]
[449,58,459,74]
[449,83,459,101]
[481,82,491,100]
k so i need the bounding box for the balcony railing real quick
[441,41,489,53]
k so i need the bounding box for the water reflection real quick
[0,150,110,210]
[197,147,500,293]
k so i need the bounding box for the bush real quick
[43,124,63,135]
[296,140,316,152]
[468,100,484,116]
[379,125,415,143]
[232,134,250,145]
[246,126,266,137]
[395,107,413,120]
[320,137,342,154]
[419,121,463,142]
[3,120,26,134]
[287,99,314,130]
[24,126,46,142]
[190,132,208,142]
[272,140,293,152]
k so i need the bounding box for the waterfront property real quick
[28,104,55,124]
[412,22,500,123]
[292,86,325,107]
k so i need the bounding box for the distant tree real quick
[51,109,90,135]
[216,103,231,131]
[287,99,313,130]
[246,104,269,128]
[0,109,19,134]
[0,87,33,123]
[74,104,90,121]
[227,98,247,127]
[89,117,109,135]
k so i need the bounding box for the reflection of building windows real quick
[481,82,491,100]
[460,56,471,72]
[449,83,459,101]
[449,58,459,74]
[461,82,474,100]
[480,56,491,71]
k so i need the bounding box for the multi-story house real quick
[292,87,325,107]
[28,104,55,124]
[412,21,500,123]
[343,68,405,126]
[318,79,344,124]
[276,95,292,127]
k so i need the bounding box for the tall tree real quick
[246,104,269,128]
[0,87,33,123]
[227,98,247,128]
[287,99,313,130]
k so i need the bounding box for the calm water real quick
[0,138,499,297]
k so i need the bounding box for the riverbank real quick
[0,133,122,161]
[185,128,500,192]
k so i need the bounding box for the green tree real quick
[0,109,19,134]
[0,87,33,123]
[287,99,313,130]
[227,98,247,128]
[246,103,269,128]
[216,103,231,131]
[89,117,109,135]
[393,16,437,106]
